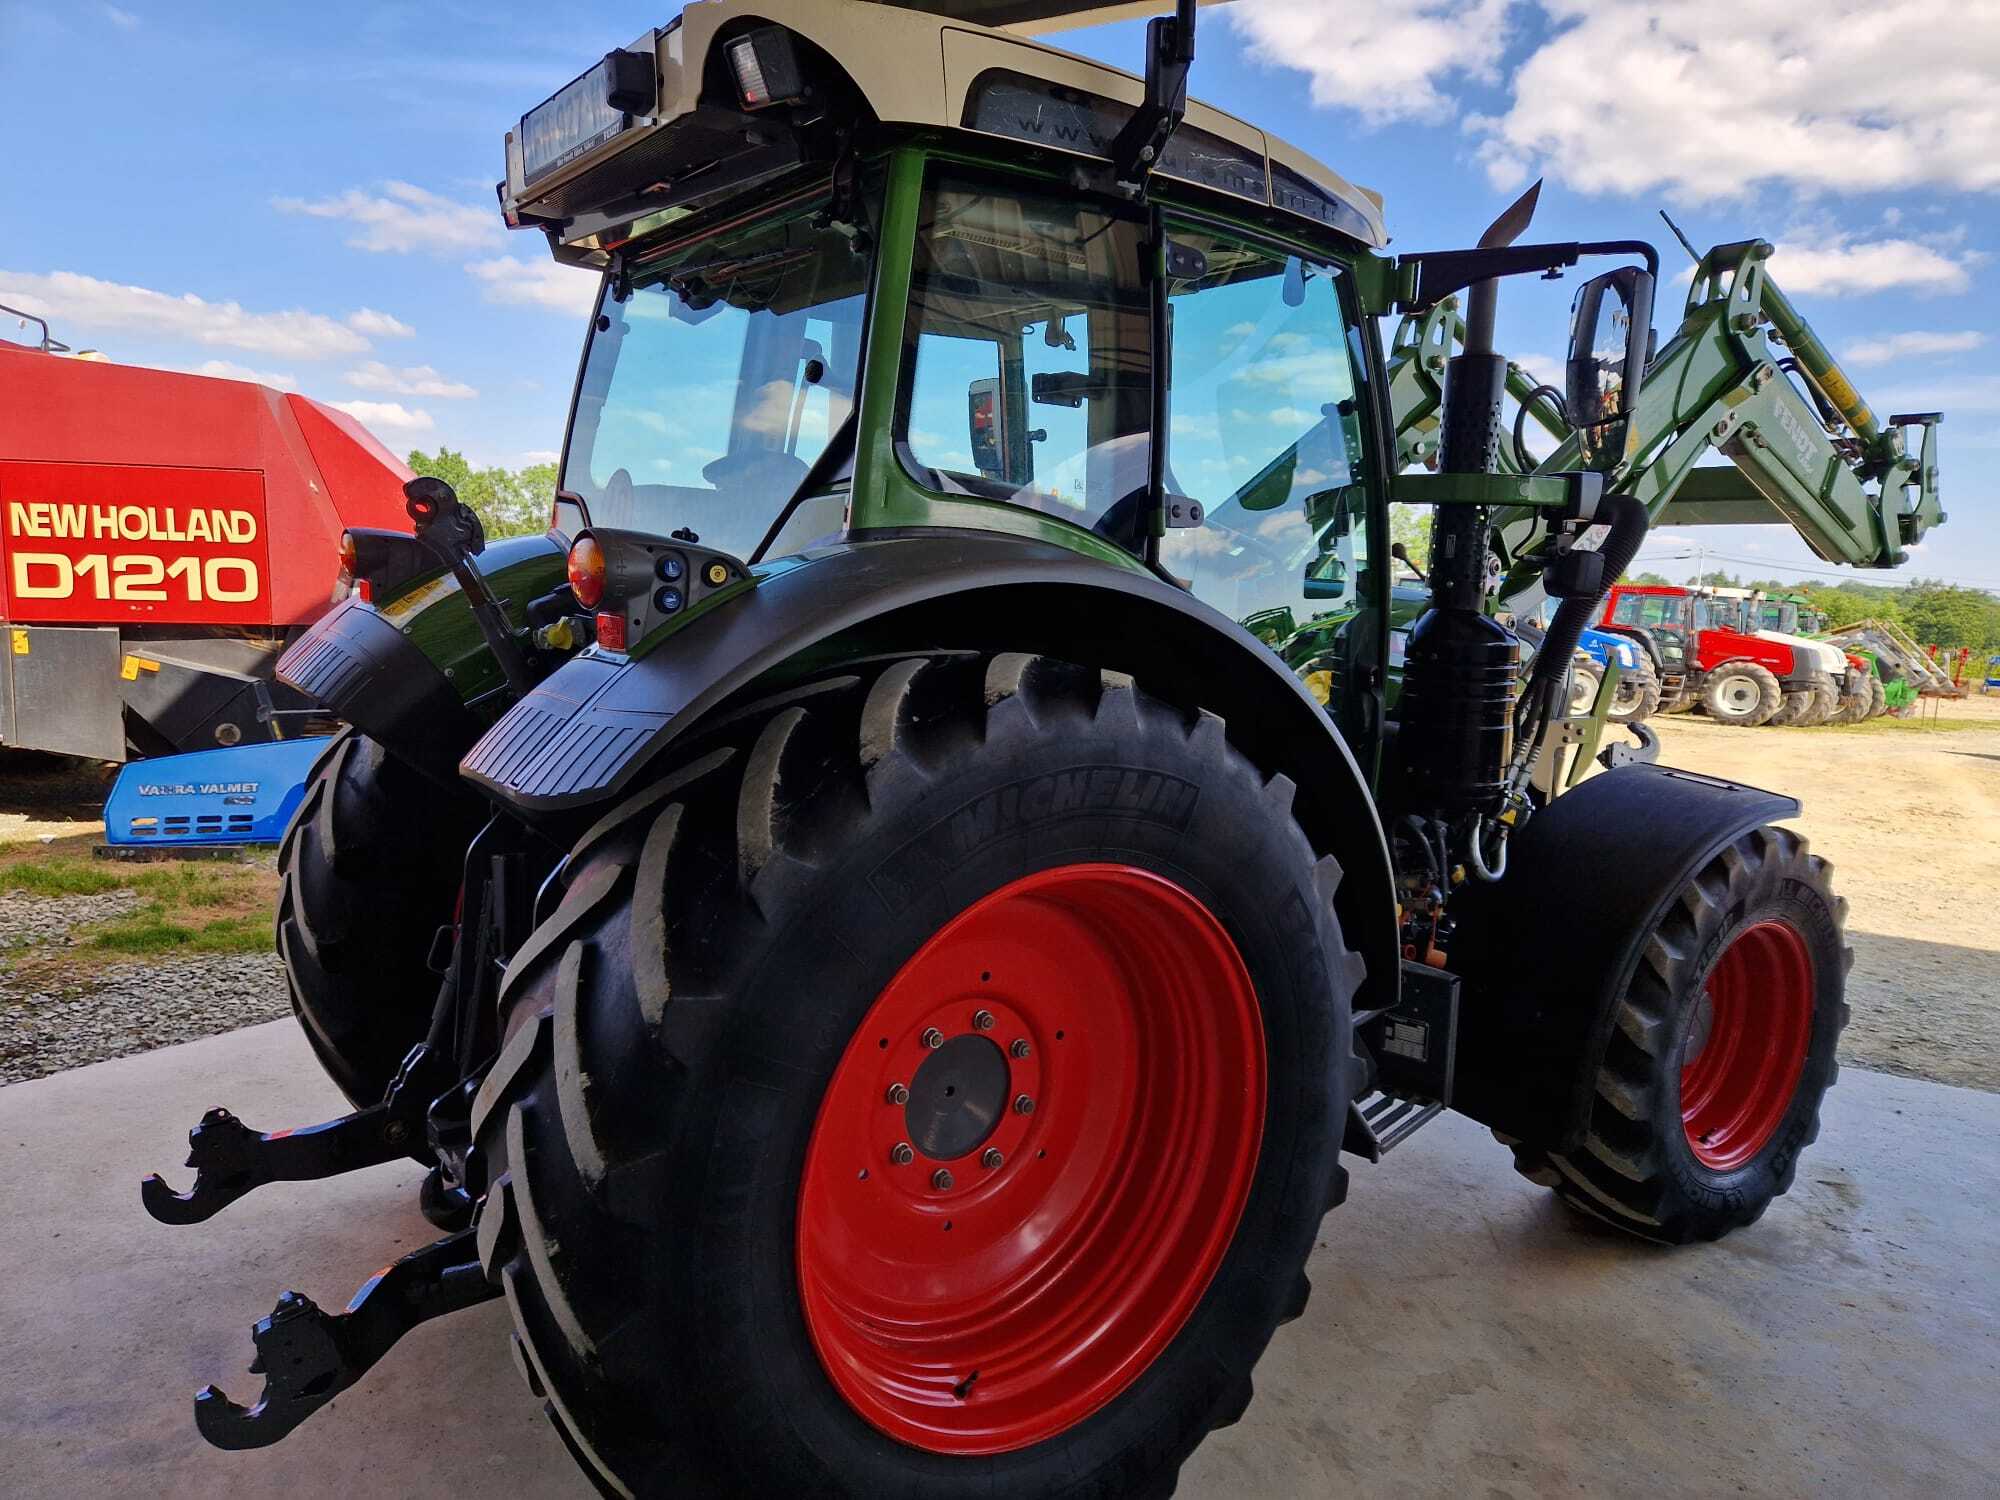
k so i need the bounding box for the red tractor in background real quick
[1596,582,1841,728]
[0,309,414,761]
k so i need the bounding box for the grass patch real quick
[1822,713,1989,734]
[2,860,127,897]
[3,850,279,972]
[86,910,270,955]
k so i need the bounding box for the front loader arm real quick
[1387,239,1946,601]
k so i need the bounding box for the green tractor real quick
[143,5,1932,1495]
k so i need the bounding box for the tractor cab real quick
[496,0,1401,755]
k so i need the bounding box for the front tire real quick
[471,655,1361,1499]
[1508,826,1848,1243]
[1701,661,1783,727]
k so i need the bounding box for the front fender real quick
[461,533,1400,1012]
[1446,763,1800,1153]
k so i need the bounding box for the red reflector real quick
[594,611,628,651]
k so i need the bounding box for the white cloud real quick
[189,358,297,389]
[1869,375,2000,414]
[465,255,599,317]
[0,268,378,358]
[1227,0,1517,126]
[518,450,561,466]
[1842,330,1986,366]
[275,181,494,255]
[347,307,415,339]
[1768,235,1978,297]
[343,360,477,398]
[1471,0,2000,202]
[328,399,436,433]
[103,4,139,27]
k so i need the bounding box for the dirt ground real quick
[3,697,1997,1090]
[1639,692,2000,1091]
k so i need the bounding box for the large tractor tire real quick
[1606,655,1662,724]
[1507,826,1848,1244]
[276,731,480,1108]
[1700,661,1782,727]
[471,654,1361,1500]
[1826,679,1871,726]
[1795,680,1840,727]
[1866,678,1889,718]
[1765,687,1814,728]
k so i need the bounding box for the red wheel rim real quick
[796,864,1266,1455]
[1680,919,1813,1171]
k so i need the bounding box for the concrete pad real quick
[2,1021,1995,1499]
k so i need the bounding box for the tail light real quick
[568,535,607,608]
[333,531,368,603]
[594,610,628,651]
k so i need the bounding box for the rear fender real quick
[461,533,1400,1011]
[1445,763,1799,1153]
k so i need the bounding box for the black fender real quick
[276,532,567,785]
[461,532,1399,1010]
[1445,762,1799,1153]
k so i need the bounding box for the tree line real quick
[406,448,558,540]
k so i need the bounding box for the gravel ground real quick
[0,952,289,1086]
[0,890,140,948]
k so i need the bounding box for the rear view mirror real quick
[1303,554,1348,599]
[1566,266,1655,464]
[968,377,1005,477]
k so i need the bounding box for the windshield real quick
[1694,596,1742,631]
[1756,600,1800,633]
[561,197,870,560]
[1608,590,1689,632]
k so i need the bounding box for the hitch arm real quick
[139,1103,412,1225]
[140,1043,454,1224]
[194,1229,498,1450]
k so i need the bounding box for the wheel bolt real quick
[1010,1038,1031,1059]
[931,1168,954,1191]
[1014,1094,1035,1115]
[973,1010,995,1031]
[922,1027,945,1050]
[890,1142,914,1166]
[982,1148,1004,1170]
[886,1082,909,1105]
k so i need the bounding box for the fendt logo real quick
[0,462,270,625]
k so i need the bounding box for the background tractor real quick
[138,5,1939,1496]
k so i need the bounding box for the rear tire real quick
[471,654,1361,1499]
[1766,688,1813,727]
[1701,661,1782,727]
[1867,678,1889,718]
[1606,656,1662,724]
[276,731,479,1107]
[1507,826,1848,1244]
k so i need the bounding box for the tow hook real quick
[193,1229,497,1450]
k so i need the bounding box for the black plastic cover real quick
[277,601,482,787]
[1446,762,1799,1152]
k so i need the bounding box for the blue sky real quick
[3,0,1992,590]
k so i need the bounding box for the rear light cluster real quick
[565,530,744,657]
[332,531,371,604]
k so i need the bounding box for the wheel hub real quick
[905,1034,1009,1161]
[1681,919,1813,1171]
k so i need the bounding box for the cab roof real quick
[502,0,1387,259]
